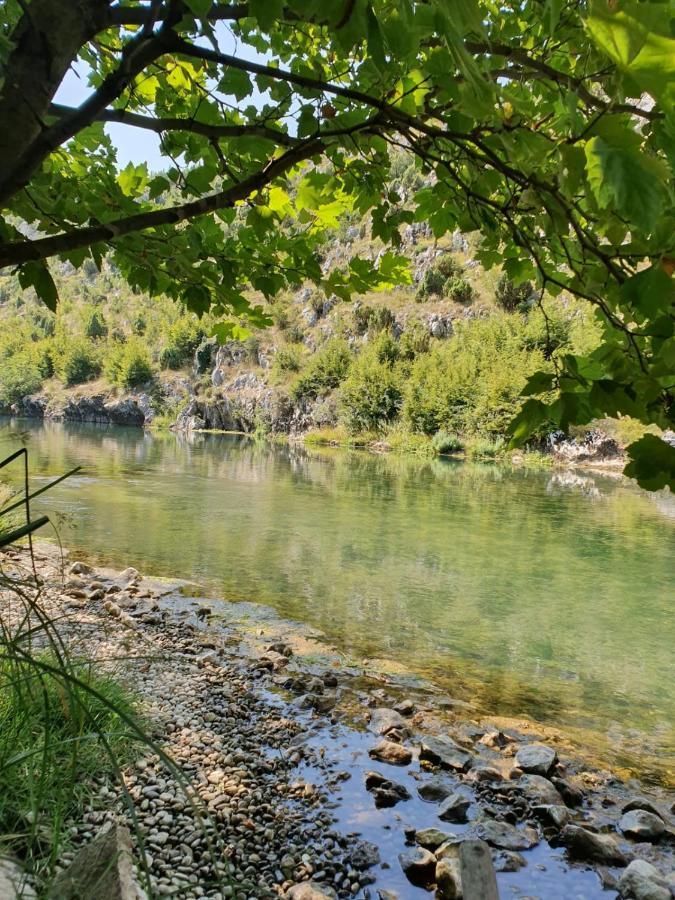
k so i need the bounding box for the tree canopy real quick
[1,0,674,487]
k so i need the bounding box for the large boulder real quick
[419,736,472,772]
[398,847,436,888]
[560,825,628,866]
[617,860,671,900]
[47,823,146,899]
[619,809,666,843]
[515,743,557,776]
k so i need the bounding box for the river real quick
[2,419,673,785]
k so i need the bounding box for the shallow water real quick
[2,420,674,783]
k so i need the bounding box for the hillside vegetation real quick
[0,215,645,457]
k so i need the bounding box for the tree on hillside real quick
[0,0,674,487]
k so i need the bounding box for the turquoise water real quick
[2,420,673,782]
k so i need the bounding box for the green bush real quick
[398,323,430,360]
[291,338,352,401]
[444,274,473,304]
[416,255,460,301]
[353,304,395,335]
[466,435,506,458]
[159,316,205,370]
[432,430,465,454]
[495,274,533,312]
[55,339,101,386]
[403,315,546,437]
[105,339,154,388]
[84,309,108,340]
[340,345,403,433]
[0,351,44,403]
[272,345,304,376]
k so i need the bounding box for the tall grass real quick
[0,441,223,896]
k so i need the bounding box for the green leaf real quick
[249,0,284,29]
[585,136,664,231]
[117,162,149,198]
[521,371,556,397]
[184,0,212,17]
[624,434,675,491]
[18,260,58,312]
[508,399,550,446]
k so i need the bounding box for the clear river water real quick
[2,419,674,785]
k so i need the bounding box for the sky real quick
[53,24,269,173]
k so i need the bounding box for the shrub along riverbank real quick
[0,233,660,459]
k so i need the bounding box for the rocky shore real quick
[1,545,674,900]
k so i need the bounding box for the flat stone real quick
[419,736,472,772]
[475,819,539,851]
[515,743,557,776]
[438,793,472,823]
[619,809,666,843]
[515,774,565,806]
[560,825,628,866]
[415,828,456,851]
[369,707,409,736]
[47,823,146,899]
[417,775,454,802]
[398,847,436,888]
[368,740,412,766]
[617,860,671,900]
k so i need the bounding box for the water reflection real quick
[2,418,674,782]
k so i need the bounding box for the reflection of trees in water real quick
[2,420,673,782]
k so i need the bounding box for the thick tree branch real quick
[0,0,109,198]
[0,4,189,208]
[48,103,301,146]
[0,115,382,268]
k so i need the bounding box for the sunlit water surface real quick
[2,420,673,783]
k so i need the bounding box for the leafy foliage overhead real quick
[0,0,674,487]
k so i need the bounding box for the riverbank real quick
[1,544,673,899]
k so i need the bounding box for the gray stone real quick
[515,774,565,806]
[368,707,409,736]
[619,809,666,843]
[285,883,337,899]
[435,856,462,900]
[515,743,557,776]
[368,740,412,766]
[398,847,436,888]
[393,699,415,717]
[415,828,456,851]
[475,819,539,851]
[617,860,670,900]
[438,793,471,824]
[0,857,36,899]
[418,775,454,802]
[68,561,92,576]
[351,840,381,870]
[47,823,146,899]
[493,851,526,872]
[622,798,666,820]
[364,771,410,808]
[531,804,572,829]
[419,736,472,772]
[560,824,628,866]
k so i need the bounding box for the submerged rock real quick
[368,707,410,737]
[515,743,557,776]
[475,819,539,851]
[619,809,666,843]
[560,824,629,866]
[419,736,472,772]
[398,847,436,888]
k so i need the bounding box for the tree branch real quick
[0,115,382,268]
[48,103,301,146]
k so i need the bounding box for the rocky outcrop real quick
[2,391,158,426]
[548,429,622,464]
